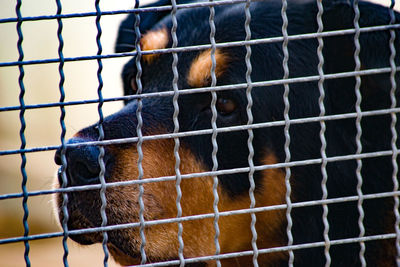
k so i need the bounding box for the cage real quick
[0,0,400,266]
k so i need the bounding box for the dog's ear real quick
[115,0,195,52]
[322,1,400,113]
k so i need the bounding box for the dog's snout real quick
[55,138,105,186]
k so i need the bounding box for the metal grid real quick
[0,0,399,266]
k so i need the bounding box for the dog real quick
[54,0,400,266]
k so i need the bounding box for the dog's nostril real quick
[55,138,106,186]
[73,158,101,181]
[54,149,62,165]
[69,144,103,185]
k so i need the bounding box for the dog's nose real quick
[55,138,103,186]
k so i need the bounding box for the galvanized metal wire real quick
[55,0,69,265]
[316,1,331,266]
[7,232,397,267]
[94,1,110,266]
[1,0,252,24]
[1,23,399,70]
[244,0,259,266]
[2,147,400,205]
[208,2,221,265]
[2,63,400,117]
[281,0,294,265]
[352,1,366,266]
[15,1,31,266]
[170,0,185,265]
[0,109,399,171]
[133,0,148,263]
[2,108,400,162]
[2,224,398,266]
[2,189,400,246]
[389,1,400,266]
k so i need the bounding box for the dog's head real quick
[54,0,400,265]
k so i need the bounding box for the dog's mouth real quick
[57,189,208,266]
[107,242,207,266]
[60,203,208,266]
[60,203,143,265]
[108,242,207,267]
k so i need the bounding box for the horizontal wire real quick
[1,106,400,156]
[1,191,398,245]
[0,148,397,201]
[1,233,396,265]
[0,0,249,24]
[1,65,399,113]
[131,233,397,267]
[0,24,399,68]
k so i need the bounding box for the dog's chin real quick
[61,209,103,245]
[63,217,207,267]
[60,211,140,265]
[55,194,207,266]
[68,227,207,267]
[107,243,142,266]
[107,243,208,267]
[69,233,99,245]
[67,230,142,266]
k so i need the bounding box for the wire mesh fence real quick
[0,0,400,266]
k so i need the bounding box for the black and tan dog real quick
[55,0,400,266]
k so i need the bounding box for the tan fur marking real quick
[213,153,287,265]
[106,139,216,262]
[60,137,287,265]
[108,144,287,265]
[140,28,169,63]
[188,49,229,87]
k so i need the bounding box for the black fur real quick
[57,0,400,265]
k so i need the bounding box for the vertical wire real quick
[55,0,69,265]
[133,0,147,263]
[94,1,109,266]
[316,1,331,266]
[170,0,185,265]
[388,0,400,265]
[208,2,221,266]
[281,0,294,265]
[244,1,259,266]
[16,2,30,266]
[352,1,366,266]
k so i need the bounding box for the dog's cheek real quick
[55,188,105,244]
[108,139,218,259]
[254,153,288,263]
[107,142,289,263]
[217,152,287,264]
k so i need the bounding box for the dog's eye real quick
[130,77,138,94]
[216,97,236,115]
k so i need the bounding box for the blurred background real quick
[0,0,399,266]
[0,0,134,266]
